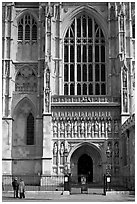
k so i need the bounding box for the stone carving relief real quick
[114,141,119,165]
[53,140,71,169]
[15,66,37,92]
[52,111,115,139]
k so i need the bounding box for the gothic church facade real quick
[2,2,135,185]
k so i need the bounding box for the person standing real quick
[19,178,25,199]
[12,177,19,198]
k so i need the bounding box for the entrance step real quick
[71,188,103,195]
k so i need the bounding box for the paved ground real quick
[2,191,135,202]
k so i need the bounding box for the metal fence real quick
[2,174,135,192]
[2,175,64,192]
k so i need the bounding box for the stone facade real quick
[2,2,135,185]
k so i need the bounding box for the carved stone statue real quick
[53,142,58,156]
[114,121,119,133]
[95,120,99,132]
[45,89,49,112]
[60,121,64,133]
[53,121,57,133]
[107,120,111,132]
[60,143,64,156]
[101,121,105,133]
[87,121,91,133]
[67,120,71,133]
[81,121,85,133]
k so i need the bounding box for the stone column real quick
[2,118,13,175]
[41,3,53,180]
[2,3,13,177]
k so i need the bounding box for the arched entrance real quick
[78,154,93,183]
[69,142,103,184]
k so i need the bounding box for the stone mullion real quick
[37,5,42,117]
[128,3,133,114]
[4,5,12,117]
[58,140,60,174]
[108,2,113,96]
[2,4,6,116]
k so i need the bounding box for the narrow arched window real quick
[63,15,106,95]
[18,14,37,41]
[27,113,34,145]
[132,24,135,39]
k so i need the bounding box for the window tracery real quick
[18,14,37,41]
[63,15,106,95]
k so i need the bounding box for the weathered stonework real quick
[2,2,135,188]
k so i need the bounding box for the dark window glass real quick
[132,24,135,38]
[88,64,93,81]
[70,84,74,95]
[70,46,74,62]
[89,83,93,95]
[77,18,81,37]
[77,83,81,95]
[77,45,81,62]
[83,83,87,95]
[101,83,106,95]
[25,25,30,40]
[83,64,87,81]
[27,113,34,145]
[95,83,100,95]
[96,28,99,37]
[83,45,87,62]
[18,25,23,40]
[101,64,105,81]
[64,84,68,95]
[101,46,105,62]
[64,45,68,62]
[95,64,100,81]
[71,21,75,34]
[95,46,99,62]
[88,45,92,62]
[101,30,104,37]
[88,18,92,37]
[32,25,37,40]
[70,64,74,81]
[83,17,86,37]
[64,64,68,82]
[77,64,81,81]
[70,29,73,37]
[65,30,69,37]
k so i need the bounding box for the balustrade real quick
[51,95,120,103]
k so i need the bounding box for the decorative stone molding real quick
[52,111,116,139]
[121,114,135,134]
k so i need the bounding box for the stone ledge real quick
[106,190,135,195]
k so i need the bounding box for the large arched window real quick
[27,113,34,145]
[18,14,37,41]
[63,15,106,95]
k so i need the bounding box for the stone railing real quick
[51,95,120,104]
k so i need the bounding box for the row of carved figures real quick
[52,120,119,138]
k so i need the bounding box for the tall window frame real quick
[18,13,37,41]
[63,14,106,96]
[26,112,35,145]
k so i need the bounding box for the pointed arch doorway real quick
[78,154,93,183]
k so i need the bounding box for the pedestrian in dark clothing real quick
[19,178,25,199]
[12,177,19,198]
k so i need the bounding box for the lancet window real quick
[63,15,106,95]
[27,113,34,145]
